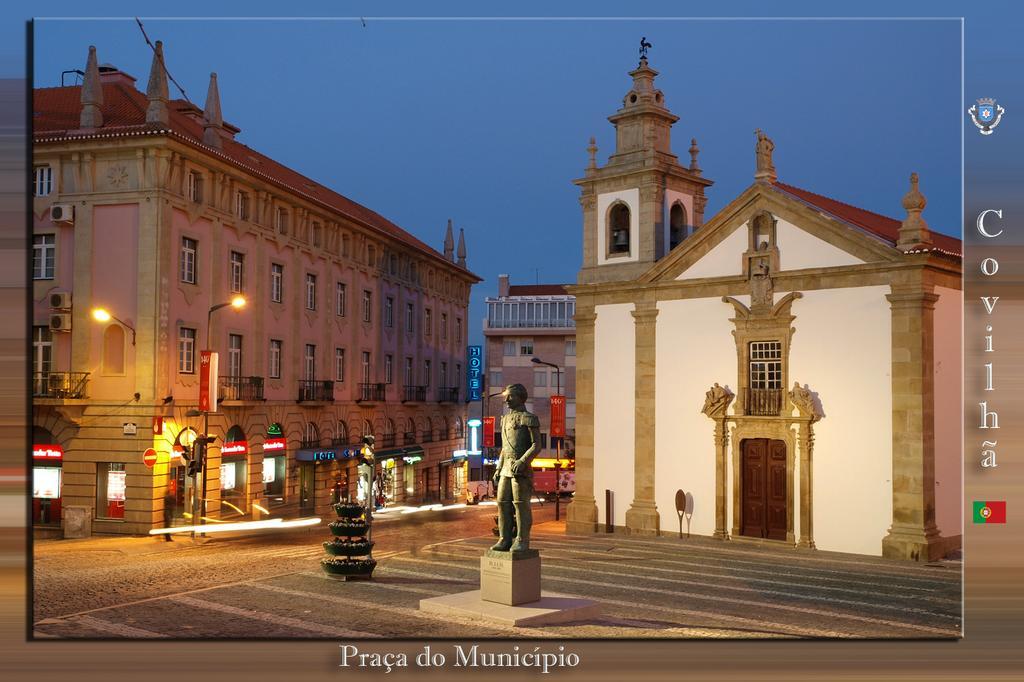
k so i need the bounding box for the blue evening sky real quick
[16,5,986,346]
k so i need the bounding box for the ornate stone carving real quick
[107,164,129,188]
[750,256,773,310]
[788,381,823,422]
[701,382,734,419]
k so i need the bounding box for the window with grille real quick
[34,166,53,196]
[305,273,317,310]
[268,339,282,378]
[749,341,782,388]
[229,251,244,294]
[271,263,283,303]
[33,234,55,280]
[178,328,196,373]
[180,237,197,284]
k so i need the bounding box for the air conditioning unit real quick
[50,204,74,224]
[49,291,72,310]
[50,313,72,332]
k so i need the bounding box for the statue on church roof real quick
[754,129,777,182]
[639,37,652,61]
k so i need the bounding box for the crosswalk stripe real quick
[387,554,958,636]
[373,563,842,638]
[245,581,553,637]
[67,615,168,638]
[168,594,380,638]
[437,541,959,605]
[534,533,962,582]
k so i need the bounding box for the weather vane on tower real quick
[639,37,652,62]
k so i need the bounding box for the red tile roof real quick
[507,284,571,296]
[773,181,961,257]
[33,82,481,281]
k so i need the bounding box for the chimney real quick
[202,72,224,149]
[145,40,170,125]
[79,45,103,129]
[498,274,510,298]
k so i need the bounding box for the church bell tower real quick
[576,50,713,284]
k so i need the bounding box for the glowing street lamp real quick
[90,307,136,345]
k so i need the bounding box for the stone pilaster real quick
[797,420,815,549]
[882,285,942,561]
[713,417,728,539]
[565,307,598,533]
[624,302,660,535]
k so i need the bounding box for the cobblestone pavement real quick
[33,504,961,639]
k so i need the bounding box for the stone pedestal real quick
[480,549,540,606]
[419,548,600,627]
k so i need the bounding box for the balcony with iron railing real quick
[219,375,264,401]
[437,386,459,403]
[357,382,386,403]
[33,372,90,399]
[403,385,427,403]
[745,388,783,416]
[297,380,334,403]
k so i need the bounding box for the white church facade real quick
[564,57,962,562]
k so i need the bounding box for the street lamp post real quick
[531,356,563,521]
[199,296,246,535]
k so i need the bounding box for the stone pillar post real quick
[713,417,728,539]
[797,420,815,549]
[565,307,598,533]
[624,302,660,535]
[882,285,941,561]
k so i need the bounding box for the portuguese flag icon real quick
[973,500,1007,524]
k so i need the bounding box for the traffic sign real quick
[143,448,158,468]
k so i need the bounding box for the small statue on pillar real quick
[750,256,774,310]
[754,129,777,183]
[702,383,734,419]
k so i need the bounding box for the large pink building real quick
[31,44,480,535]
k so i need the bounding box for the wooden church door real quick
[741,438,788,540]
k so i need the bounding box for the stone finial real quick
[456,228,467,268]
[789,381,823,422]
[754,129,776,182]
[897,172,933,250]
[587,136,597,170]
[689,137,701,175]
[443,219,455,261]
[79,45,104,129]
[145,40,170,125]
[202,72,224,149]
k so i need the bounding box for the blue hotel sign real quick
[466,345,482,401]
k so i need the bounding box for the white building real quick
[564,56,962,561]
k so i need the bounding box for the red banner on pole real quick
[482,416,496,448]
[199,351,219,412]
[550,395,566,438]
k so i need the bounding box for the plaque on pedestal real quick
[480,548,541,606]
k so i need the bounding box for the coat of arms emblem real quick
[968,98,1005,135]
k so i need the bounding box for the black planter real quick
[333,502,364,519]
[329,520,369,537]
[323,538,374,557]
[321,557,377,578]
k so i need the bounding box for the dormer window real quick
[669,202,687,250]
[608,202,631,255]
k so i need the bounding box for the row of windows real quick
[501,338,576,357]
[487,300,576,329]
[180,237,462,338]
[176,329,462,386]
[304,416,466,444]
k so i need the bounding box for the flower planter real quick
[321,557,377,578]
[323,539,374,557]
[333,502,364,519]
[329,520,369,537]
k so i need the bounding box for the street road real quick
[32,502,961,639]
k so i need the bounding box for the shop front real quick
[262,423,288,509]
[295,446,338,516]
[220,425,249,518]
[373,446,424,506]
[32,440,63,526]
